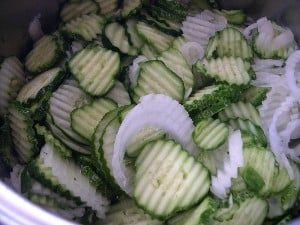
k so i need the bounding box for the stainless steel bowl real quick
[0,0,299,224]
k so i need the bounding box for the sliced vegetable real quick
[134,139,210,219]
[113,94,199,195]
[68,43,120,96]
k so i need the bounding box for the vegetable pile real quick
[0,0,300,224]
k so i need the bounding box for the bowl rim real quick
[0,181,77,225]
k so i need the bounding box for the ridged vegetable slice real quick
[68,43,120,96]
[31,143,110,218]
[49,80,92,145]
[71,98,117,142]
[193,117,229,150]
[104,22,138,56]
[194,57,253,85]
[132,60,185,103]
[158,48,194,93]
[25,35,64,74]
[210,130,243,199]
[136,21,174,53]
[218,101,261,126]
[0,57,25,116]
[95,0,119,18]
[134,139,210,219]
[61,14,106,41]
[113,94,199,195]
[101,198,162,225]
[60,0,99,22]
[181,10,227,47]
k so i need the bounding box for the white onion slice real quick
[210,130,243,199]
[280,119,300,140]
[112,94,199,195]
[269,96,297,178]
[179,42,204,65]
[271,29,294,51]
[285,50,300,101]
[243,22,258,40]
[251,72,282,87]
[128,56,148,88]
[253,59,285,69]
[259,82,290,134]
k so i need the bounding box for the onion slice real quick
[285,50,300,101]
[268,96,297,178]
[179,42,204,65]
[210,130,243,199]
[112,94,199,195]
[128,56,148,88]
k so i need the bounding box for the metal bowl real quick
[0,0,299,224]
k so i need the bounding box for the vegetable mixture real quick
[0,0,300,224]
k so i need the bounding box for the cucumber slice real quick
[103,22,138,56]
[75,154,116,200]
[101,198,162,225]
[134,139,210,219]
[172,36,187,50]
[228,118,267,147]
[17,67,65,106]
[158,48,194,93]
[167,196,219,225]
[71,97,117,142]
[49,79,92,145]
[240,145,287,196]
[150,0,188,22]
[125,19,144,49]
[28,143,110,218]
[132,60,185,103]
[121,0,142,18]
[113,94,199,195]
[95,0,119,18]
[35,124,72,159]
[96,115,128,194]
[68,43,120,96]
[194,57,254,86]
[141,44,159,60]
[26,193,85,220]
[184,84,241,120]
[60,0,99,22]
[136,21,175,53]
[0,115,18,169]
[61,13,106,42]
[126,127,165,157]
[213,194,268,225]
[140,11,182,36]
[239,85,270,107]
[193,117,229,150]
[46,114,91,154]
[8,102,39,163]
[206,27,253,60]
[0,57,25,116]
[218,101,261,126]
[25,35,65,75]
[213,9,246,25]
[92,108,120,158]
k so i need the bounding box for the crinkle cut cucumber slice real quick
[134,139,210,219]
[68,43,120,97]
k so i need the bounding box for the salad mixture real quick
[0,0,300,224]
